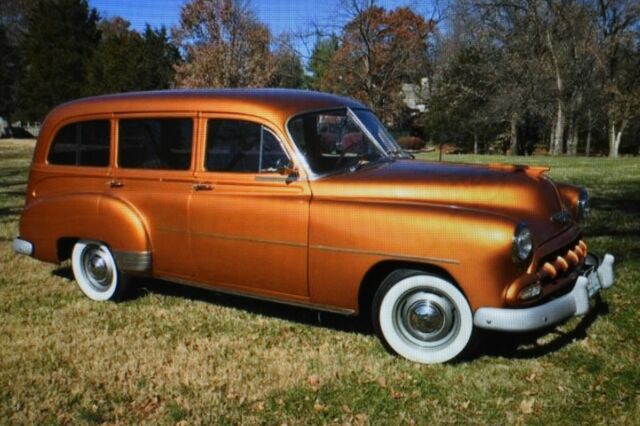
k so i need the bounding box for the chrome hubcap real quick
[408,302,445,334]
[82,246,113,291]
[396,290,456,346]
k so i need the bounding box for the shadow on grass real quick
[0,206,23,218]
[52,266,372,335]
[477,295,609,360]
[52,265,612,362]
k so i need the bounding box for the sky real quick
[88,0,438,58]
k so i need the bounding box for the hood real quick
[311,159,571,244]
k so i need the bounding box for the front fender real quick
[308,198,520,311]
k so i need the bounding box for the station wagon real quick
[13,89,615,363]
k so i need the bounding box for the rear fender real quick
[19,193,150,265]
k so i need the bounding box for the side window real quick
[48,120,110,167]
[118,118,193,170]
[205,119,289,173]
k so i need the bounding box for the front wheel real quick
[71,240,129,301]
[372,270,475,364]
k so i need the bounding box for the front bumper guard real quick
[474,253,615,332]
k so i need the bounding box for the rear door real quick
[108,114,196,279]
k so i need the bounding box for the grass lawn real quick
[1,140,639,424]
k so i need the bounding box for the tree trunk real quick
[567,120,578,156]
[552,99,565,155]
[608,117,627,158]
[549,126,554,154]
[585,109,592,156]
[509,115,518,155]
[473,130,478,155]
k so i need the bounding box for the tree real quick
[589,0,640,157]
[0,25,21,124]
[320,1,433,125]
[172,0,273,88]
[270,40,305,89]
[308,34,339,90]
[17,0,100,121]
[86,18,179,95]
[138,25,181,90]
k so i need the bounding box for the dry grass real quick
[1,140,639,424]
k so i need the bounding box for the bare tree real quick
[319,0,434,125]
[590,0,640,157]
[172,0,274,88]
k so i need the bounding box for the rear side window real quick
[118,118,193,170]
[48,120,110,167]
[205,119,289,172]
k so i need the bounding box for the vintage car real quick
[13,89,615,364]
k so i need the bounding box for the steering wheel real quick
[335,138,364,169]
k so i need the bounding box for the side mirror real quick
[278,164,298,178]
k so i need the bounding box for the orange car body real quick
[15,90,613,355]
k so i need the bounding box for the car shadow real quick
[52,266,372,335]
[475,295,609,360]
[52,266,611,362]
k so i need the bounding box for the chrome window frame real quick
[284,107,393,181]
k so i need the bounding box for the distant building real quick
[401,77,429,113]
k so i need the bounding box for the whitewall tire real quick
[71,240,128,301]
[373,270,475,364]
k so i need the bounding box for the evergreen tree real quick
[0,25,21,123]
[137,25,180,90]
[308,35,339,90]
[86,20,179,95]
[17,0,100,121]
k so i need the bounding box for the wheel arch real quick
[358,260,462,319]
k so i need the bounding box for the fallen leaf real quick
[377,377,387,388]
[308,374,320,389]
[520,397,535,414]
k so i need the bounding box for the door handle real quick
[192,182,213,191]
[109,180,124,188]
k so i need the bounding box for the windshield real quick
[352,109,410,159]
[287,108,406,175]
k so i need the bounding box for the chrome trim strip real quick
[12,237,34,256]
[113,250,152,272]
[254,175,298,183]
[309,244,460,265]
[156,226,188,235]
[157,275,356,316]
[190,231,306,248]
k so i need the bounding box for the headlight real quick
[512,222,533,263]
[577,188,590,220]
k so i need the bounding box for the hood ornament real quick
[551,209,573,225]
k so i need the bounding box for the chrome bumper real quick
[12,237,34,256]
[474,253,615,332]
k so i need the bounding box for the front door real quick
[190,116,310,298]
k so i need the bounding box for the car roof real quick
[43,88,366,127]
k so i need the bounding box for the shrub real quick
[396,136,426,150]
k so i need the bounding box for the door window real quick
[205,119,290,173]
[118,118,193,170]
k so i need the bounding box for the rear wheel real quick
[372,269,475,364]
[71,240,128,301]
